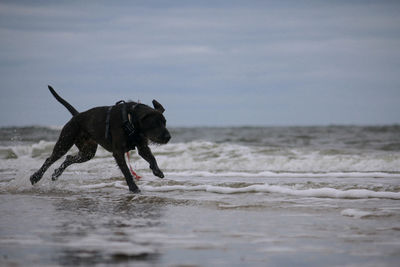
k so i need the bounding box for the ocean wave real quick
[2,164,399,200]
[6,175,396,200]
[0,141,54,159]
[1,140,400,174]
[154,141,400,173]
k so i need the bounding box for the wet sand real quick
[1,175,400,266]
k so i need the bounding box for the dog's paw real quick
[51,169,62,181]
[30,173,41,185]
[129,186,141,194]
[152,168,164,179]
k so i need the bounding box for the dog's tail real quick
[48,85,79,116]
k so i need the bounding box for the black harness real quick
[105,100,140,149]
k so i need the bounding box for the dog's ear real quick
[152,100,165,113]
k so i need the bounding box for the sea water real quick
[0,126,399,266]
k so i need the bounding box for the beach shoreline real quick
[1,126,399,266]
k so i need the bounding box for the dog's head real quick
[131,100,171,144]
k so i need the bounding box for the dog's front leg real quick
[113,152,140,193]
[137,145,164,178]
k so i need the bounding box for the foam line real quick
[166,171,400,178]
[142,184,400,199]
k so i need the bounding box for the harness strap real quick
[108,100,139,143]
[107,100,142,179]
[105,100,139,143]
[105,106,113,140]
[119,101,140,144]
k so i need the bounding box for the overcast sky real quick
[0,0,399,127]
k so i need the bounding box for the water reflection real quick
[52,193,166,266]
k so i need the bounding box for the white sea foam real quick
[77,182,116,190]
[154,141,400,173]
[341,208,398,219]
[0,141,74,160]
[341,209,372,218]
[142,183,400,199]
[165,170,400,178]
[2,140,400,175]
[2,137,399,199]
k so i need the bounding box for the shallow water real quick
[1,126,400,266]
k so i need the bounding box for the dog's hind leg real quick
[52,140,97,181]
[30,120,78,185]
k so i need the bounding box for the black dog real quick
[30,86,170,193]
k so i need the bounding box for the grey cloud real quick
[0,1,399,126]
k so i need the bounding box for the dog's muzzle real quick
[156,130,170,144]
[162,131,171,144]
